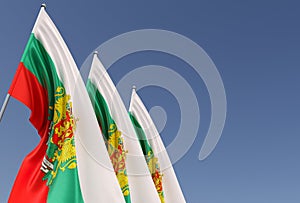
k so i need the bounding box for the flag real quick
[129,88,186,203]
[86,54,131,203]
[8,6,125,203]
[86,53,161,203]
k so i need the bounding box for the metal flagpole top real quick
[93,51,98,55]
[132,85,136,90]
[41,3,47,8]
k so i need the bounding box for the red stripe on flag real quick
[8,129,49,203]
[8,63,50,202]
[9,62,49,137]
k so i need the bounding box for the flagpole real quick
[0,94,11,122]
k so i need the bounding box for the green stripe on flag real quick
[21,33,83,203]
[129,113,153,155]
[129,112,165,203]
[86,79,113,140]
[86,79,131,203]
[21,34,61,119]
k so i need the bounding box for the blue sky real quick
[0,1,299,202]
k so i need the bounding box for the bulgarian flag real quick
[129,88,186,203]
[8,6,125,203]
[86,53,161,203]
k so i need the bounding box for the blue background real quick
[0,0,299,202]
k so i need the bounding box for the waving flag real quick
[8,6,125,203]
[86,53,161,203]
[129,88,186,203]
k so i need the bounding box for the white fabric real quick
[129,88,186,203]
[88,54,161,203]
[33,8,125,203]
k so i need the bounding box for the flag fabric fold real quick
[8,7,125,203]
[129,88,186,203]
[86,53,161,203]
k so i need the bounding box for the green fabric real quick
[21,34,61,119]
[86,79,131,203]
[47,151,83,203]
[129,112,165,202]
[129,112,152,156]
[86,79,114,141]
[22,33,83,203]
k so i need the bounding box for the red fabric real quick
[8,63,49,136]
[8,129,49,203]
[8,63,49,202]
